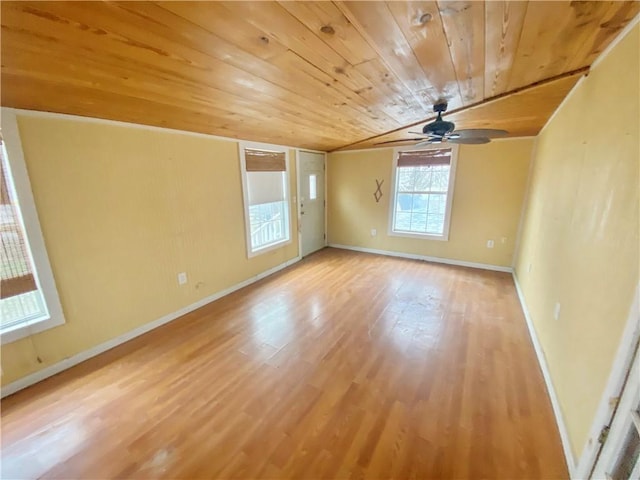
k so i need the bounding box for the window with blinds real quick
[0,141,47,329]
[389,147,457,239]
[240,145,291,255]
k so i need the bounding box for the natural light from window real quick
[390,147,455,240]
[1,143,48,331]
[393,164,450,235]
[241,145,291,256]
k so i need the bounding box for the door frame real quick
[575,283,640,478]
[591,344,639,478]
[295,148,327,258]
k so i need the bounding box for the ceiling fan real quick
[376,102,508,147]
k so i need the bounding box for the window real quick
[389,146,457,241]
[1,110,65,344]
[309,174,317,200]
[239,143,291,256]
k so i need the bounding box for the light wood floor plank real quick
[1,248,567,479]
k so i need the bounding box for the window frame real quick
[387,144,459,242]
[1,109,66,344]
[238,141,292,258]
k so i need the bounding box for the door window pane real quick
[309,174,317,200]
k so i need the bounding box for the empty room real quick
[0,1,638,479]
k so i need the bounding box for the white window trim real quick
[387,143,458,242]
[238,140,292,258]
[1,109,66,344]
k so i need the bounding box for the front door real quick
[298,151,325,257]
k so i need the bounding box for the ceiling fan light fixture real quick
[374,102,509,147]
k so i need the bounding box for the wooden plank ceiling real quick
[1,1,638,152]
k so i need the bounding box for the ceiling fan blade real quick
[448,137,491,144]
[407,131,437,137]
[449,128,508,139]
[374,137,426,145]
[415,139,437,147]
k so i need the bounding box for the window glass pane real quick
[397,193,413,212]
[414,167,432,191]
[410,213,427,232]
[397,168,416,192]
[412,194,428,213]
[0,290,47,329]
[427,214,445,234]
[1,144,48,329]
[309,174,317,200]
[429,194,446,215]
[392,159,451,236]
[248,200,289,251]
[436,169,450,190]
[394,212,411,231]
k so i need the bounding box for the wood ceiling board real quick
[1,74,349,151]
[507,1,640,91]
[565,1,640,71]
[217,1,372,92]
[155,2,399,134]
[437,1,486,105]
[1,1,636,152]
[273,1,418,128]
[385,1,463,110]
[354,58,428,126]
[484,1,528,97]
[277,1,378,66]
[189,1,405,131]
[1,2,378,145]
[336,1,435,111]
[334,70,586,151]
[0,28,368,144]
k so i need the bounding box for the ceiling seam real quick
[330,66,590,152]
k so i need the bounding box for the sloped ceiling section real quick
[1,1,638,151]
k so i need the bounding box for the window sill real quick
[388,230,449,242]
[0,315,65,345]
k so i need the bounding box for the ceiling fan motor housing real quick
[423,101,455,136]
[422,117,455,136]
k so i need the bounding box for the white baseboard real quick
[512,273,577,477]
[328,243,513,273]
[1,255,301,398]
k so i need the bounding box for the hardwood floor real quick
[1,248,568,479]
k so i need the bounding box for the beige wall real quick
[514,24,639,460]
[1,115,299,385]
[327,139,534,267]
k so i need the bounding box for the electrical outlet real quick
[528,263,532,273]
[178,272,188,285]
[486,240,494,248]
[371,228,377,237]
[554,302,561,321]
[501,237,507,244]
